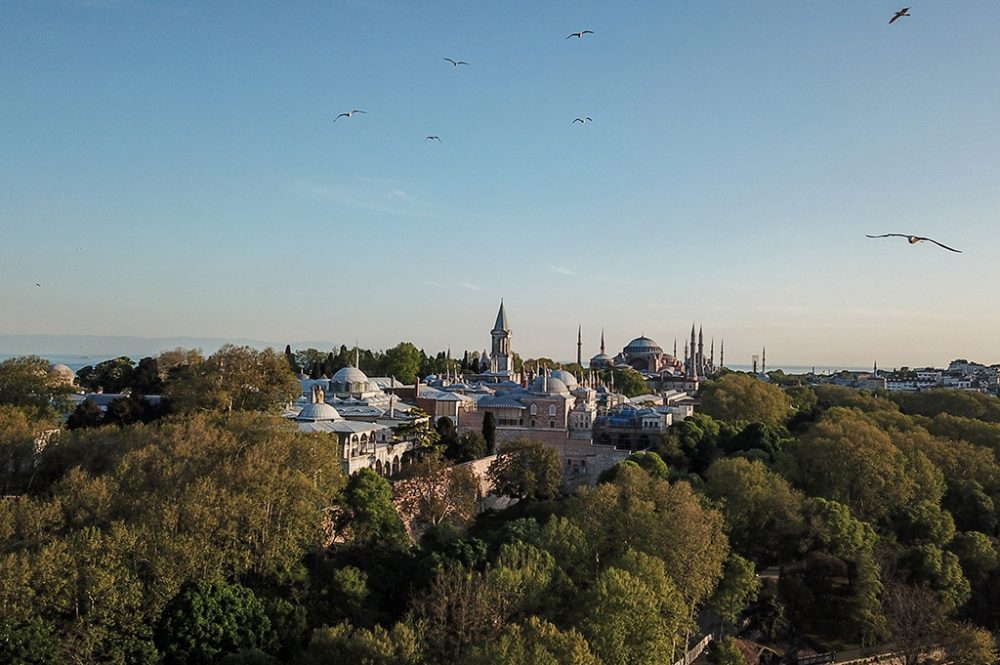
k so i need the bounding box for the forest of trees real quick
[2,354,1000,664]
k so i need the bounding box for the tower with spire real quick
[489,300,513,378]
[577,325,582,366]
[697,326,704,375]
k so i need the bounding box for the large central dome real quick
[624,336,663,355]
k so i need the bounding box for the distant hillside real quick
[0,334,338,359]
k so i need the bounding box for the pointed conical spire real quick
[720,339,725,369]
[577,324,582,366]
[600,328,606,355]
[493,299,510,332]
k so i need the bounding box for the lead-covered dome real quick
[294,402,342,422]
[530,376,570,395]
[332,366,368,384]
[624,336,663,355]
[550,369,578,389]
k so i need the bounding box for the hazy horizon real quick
[3,2,998,368]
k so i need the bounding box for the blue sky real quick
[2,1,998,367]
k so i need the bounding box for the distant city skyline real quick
[2,2,998,368]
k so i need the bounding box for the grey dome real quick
[550,369,578,388]
[530,376,570,395]
[294,402,342,421]
[332,366,368,384]
[624,336,663,354]
[49,363,76,384]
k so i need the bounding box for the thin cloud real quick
[285,178,435,219]
[421,280,445,288]
[550,265,577,276]
[460,282,482,291]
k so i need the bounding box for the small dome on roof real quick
[295,402,342,422]
[530,376,570,395]
[332,365,368,384]
[550,369,578,388]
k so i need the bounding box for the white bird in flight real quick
[425,136,441,142]
[443,58,468,67]
[889,7,910,24]
[334,109,366,122]
[573,117,592,123]
[566,30,594,39]
[866,233,961,253]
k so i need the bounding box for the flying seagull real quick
[443,58,468,67]
[889,7,910,24]
[35,282,42,287]
[334,109,366,122]
[573,117,592,123]
[566,30,594,39]
[866,233,961,253]
[425,136,441,142]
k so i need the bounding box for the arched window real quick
[548,405,557,417]
[529,404,537,415]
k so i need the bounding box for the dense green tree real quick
[709,554,761,633]
[812,385,898,414]
[343,469,410,550]
[894,500,956,546]
[445,430,487,463]
[600,367,650,398]
[487,438,562,502]
[899,544,971,610]
[948,531,999,587]
[700,374,791,427]
[893,389,1000,423]
[131,356,164,395]
[945,480,998,534]
[66,399,104,429]
[460,617,600,665]
[382,342,423,384]
[491,541,561,619]
[165,346,299,414]
[0,617,60,665]
[154,580,277,665]
[0,355,74,413]
[709,637,745,665]
[305,621,423,665]
[283,345,297,373]
[704,457,804,563]
[927,413,1000,449]
[655,412,733,473]
[78,356,136,393]
[800,497,876,560]
[782,408,915,524]
[482,412,497,455]
[578,566,680,665]
[571,467,728,646]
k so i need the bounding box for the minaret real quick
[720,339,725,369]
[697,326,704,376]
[689,323,696,377]
[577,325,583,366]
[600,328,606,356]
[673,338,677,358]
[710,338,715,368]
[490,300,512,376]
[762,347,766,374]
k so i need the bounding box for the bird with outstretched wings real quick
[889,7,910,24]
[334,109,366,122]
[566,30,594,39]
[866,233,961,253]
